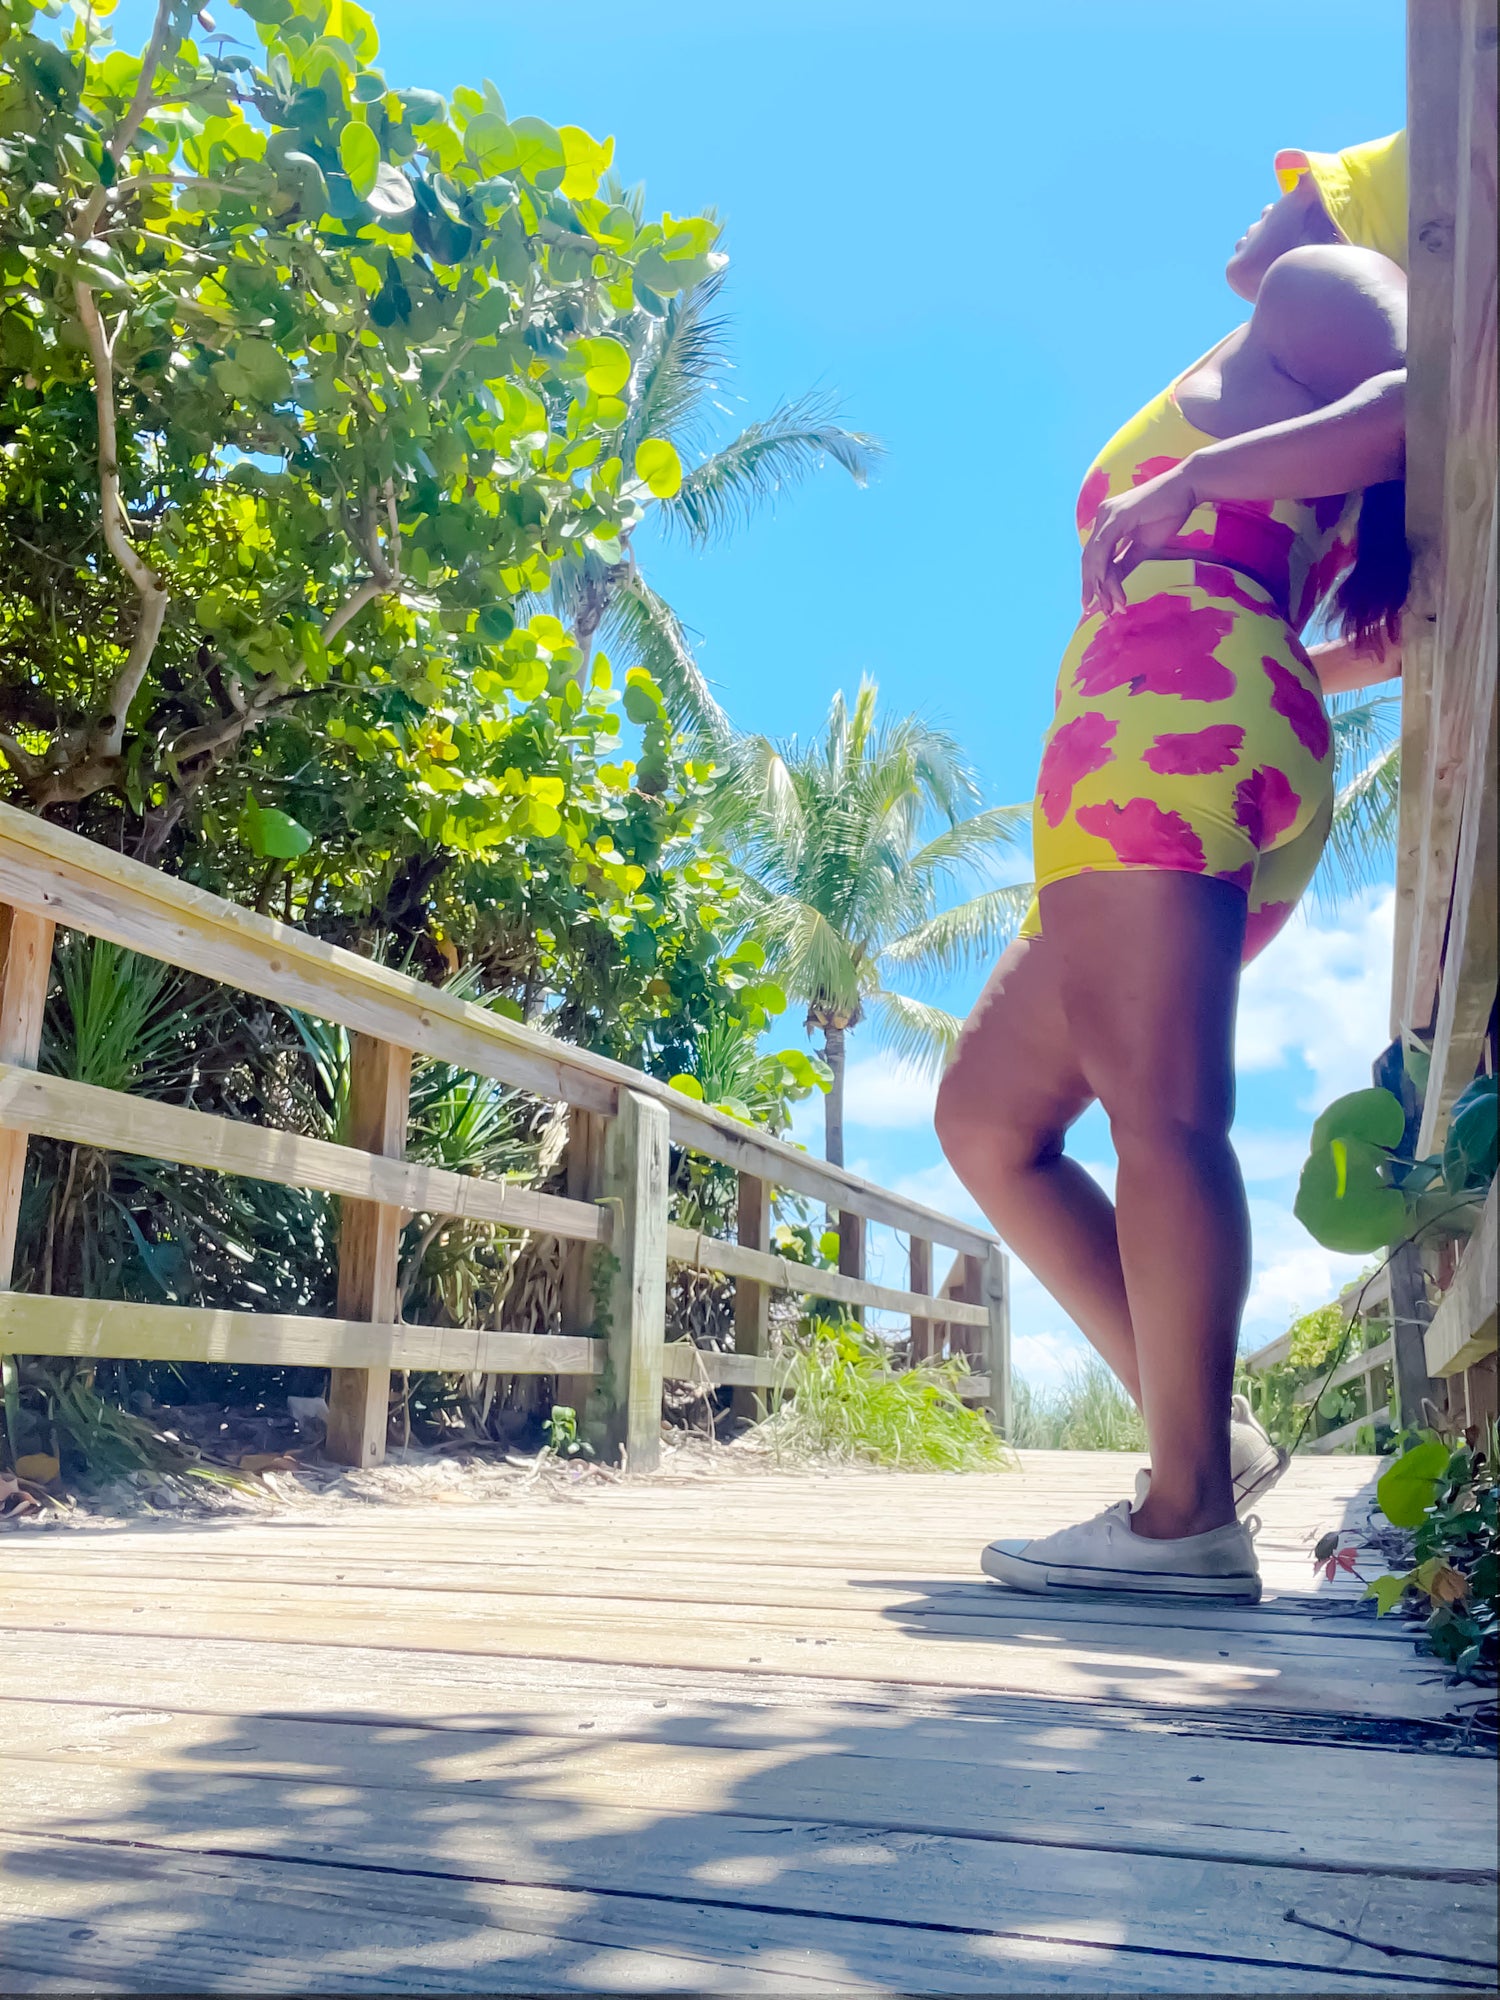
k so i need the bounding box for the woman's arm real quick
[1305,628,1402,694]
[1081,370,1406,614]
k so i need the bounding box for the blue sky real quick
[115,0,1409,1381]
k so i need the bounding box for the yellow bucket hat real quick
[1274,130,1408,270]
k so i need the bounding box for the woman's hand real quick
[1080,463,1199,615]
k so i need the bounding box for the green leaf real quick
[239,793,312,860]
[339,120,380,199]
[1294,1137,1407,1253]
[366,164,416,218]
[508,116,565,182]
[558,124,613,201]
[634,437,682,499]
[1376,1439,1451,1529]
[622,667,665,725]
[1310,1087,1406,1154]
[465,113,519,173]
[666,1073,704,1100]
[572,336,631,396]
[1442,1076,1498,1193]
[1364,1571,1414,1616]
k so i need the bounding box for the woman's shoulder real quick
[1251,244,1406,399]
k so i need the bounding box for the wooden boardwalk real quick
[0,1450,1494,1994]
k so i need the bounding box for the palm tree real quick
[549,265,883,742]
[708,680,1030,1165]
[1317,691,1402,904]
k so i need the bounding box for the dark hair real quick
[1336,478,1410,651]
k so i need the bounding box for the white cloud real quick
[844,1051,940,1131]
[1011,1327,1094,1389]
[1236,889,1395,1109]
[1231,1129,1311,1184]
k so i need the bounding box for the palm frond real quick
[624,269,732,459]
[907,804,1030,884]
[1314,741,1401,908]
[599,570,732,744]
[883,885,1033,980]
[1330,690,1400,787]
[751,893,871,1019]
[662,390,885,546]
[865,989,965,1077]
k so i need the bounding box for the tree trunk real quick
[822,1021,846,1168]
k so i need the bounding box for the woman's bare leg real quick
[935,936,1141,1398]
[1041,871,1248,1540]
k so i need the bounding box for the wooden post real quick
[587,1087,668,1472]
[731,1171,770,1423]
[327,1033,411,1468]
[981,1241,1011,1437]
[557,1107,607,1422]
[908,1235,933,1364]
[838,1208,865,1325]
[0,906,55,1289]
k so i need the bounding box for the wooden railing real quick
[1394,0,1498,1422]
[0,801,1007,1473]
[1240,1270,1396,1457]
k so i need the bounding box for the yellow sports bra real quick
[1074,357,1361,630]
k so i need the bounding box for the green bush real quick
[758,1320,1008,1472]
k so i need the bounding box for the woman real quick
[936,134,1409,1602]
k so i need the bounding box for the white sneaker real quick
[982,1499,1262,1602]
[1132,1394,1289,1520]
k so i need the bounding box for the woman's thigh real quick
[936,934,1096,1162]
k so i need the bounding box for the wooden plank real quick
[0,802,993,1260]
[1295,1337,1395,1404]
[590,1089,669,1472]
[0,905,54,1288]
[7,1834,1479,2000]
[557,1105,608,1419]
[1306,1408,1390,1456]
[1394,0,1465,1035]
[0,1291,602,1375]
[7,1696,1496,1887]
[0,1064,607,1243]
[2,1574,1453,1718]
[327,1034,410,1468]
[1425,1176,1499,1376]
[1242,1329,1291,1372]
[731,1171,770,1422]
[664,1223,990,1326]
[0,1761,1488,1992]
[1417,513,1498,1154]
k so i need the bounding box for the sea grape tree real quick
[0,0,717,854]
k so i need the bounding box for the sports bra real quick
[1073,342,1361,630]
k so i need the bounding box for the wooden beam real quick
[1240,1331,1291,1374]
[662,1224,990,1327]
[0,1065,606,1245]
[328,1036,410,1469]
[980,1241,1011,1435]
[1305,1408,1390,1456]
[1394,0,1465,1035]
[0,1292,603,1375]
[837,1208,865,1325]
[589,1089,669,1472]
[908,1236,934,1363]
[730,1172,770,1423]
[556,1107,608,1422]
[1424,1177,1499,1378]
[1294,1338,1395,1405]
[0,906,54,1289]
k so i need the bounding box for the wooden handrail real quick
[0,799,1009,1469]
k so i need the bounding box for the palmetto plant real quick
[547,262,883,741]
[708,680,1030,1165]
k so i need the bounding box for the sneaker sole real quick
[981,1542,1262,1603]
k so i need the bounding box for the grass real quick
[1008,1358,1147,1452]
[757,1321,1010,1472]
